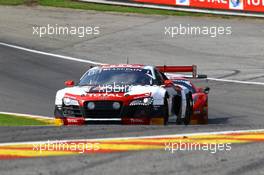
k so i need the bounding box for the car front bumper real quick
[54,104,165,125]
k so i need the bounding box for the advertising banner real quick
[134,0,264,12]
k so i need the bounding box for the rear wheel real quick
[202,100,209,124]
[183,94,193,125]
[175,96,182,125]
[163,97,169,125]
[176,114,182,125]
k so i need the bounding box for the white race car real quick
[54,64,194,125]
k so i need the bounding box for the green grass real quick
[0,114,50,126]
[0,0,206,17]
[0,0,25,5]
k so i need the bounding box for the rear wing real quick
[156,65,207,79]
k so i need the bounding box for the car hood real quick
[60,85,161,95]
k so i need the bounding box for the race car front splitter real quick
[54,117,165,125]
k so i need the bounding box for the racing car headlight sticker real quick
[87,102,95,110]
[63,98,79,106]
[112,102,121,110]
[130,97,153,106]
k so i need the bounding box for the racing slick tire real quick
[54,106,64,118]
[174,95,183,125]
[183,94,193,125]
[163,97,169,125]
[176,114,182,125]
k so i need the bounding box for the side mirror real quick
[204,87,210,94]
[164,80,173,87]
[65,80,75,87]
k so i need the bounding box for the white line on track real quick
[207,78,264,86]
[1,41,264,86]
[0,42,105,65]
[0,112,53,120]
[0,128,264,146]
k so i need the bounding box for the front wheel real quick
[54,105,64,118]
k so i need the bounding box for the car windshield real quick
[172,80,196,93]
[79,67,154,86]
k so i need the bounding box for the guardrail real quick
[80,0,264,17]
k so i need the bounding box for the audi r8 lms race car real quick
[54,64,207,125]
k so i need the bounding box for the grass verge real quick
[0,113,52,126]
[0,0,206,17]
[0,0,25,5]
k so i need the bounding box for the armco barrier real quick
[134,0,264,13]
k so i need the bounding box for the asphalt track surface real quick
[1,44,264,175]
[0,6,264,175]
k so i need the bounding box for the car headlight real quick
[130,97,153,106]
[63,98,79,106]
[87,102,95,110]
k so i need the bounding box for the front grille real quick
[84,101,122,118]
